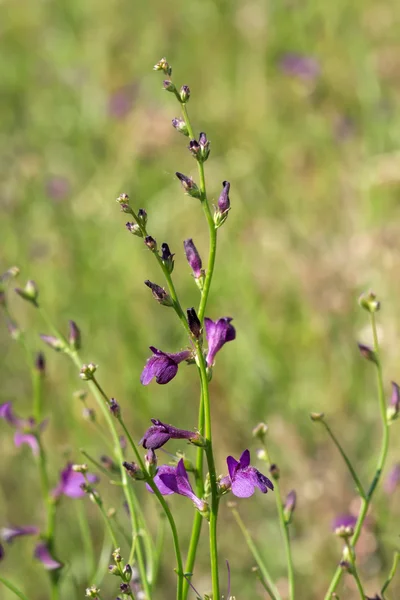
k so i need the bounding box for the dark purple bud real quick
[120,583,131,595]
[175,172,201,199]
[189,139,200,158]
[388,381,400,421]
[15,280,39,307]
[269,464,280,480]
[144,236,157,251]
[68,320,81,351]
[198,132,210,161]
[35,352,46,374]
[183,239,203,279]
[34,542,62,570]
[218,181,230,213]
[187,308,202,339]
[144,280,173,307]
[283,490,297,523]
[123,461,145,480]
[40,334,66,352]
[163,80,176,93]
[123,564,133,582]
[357,343,378,365]
[339,560,351,571]
[161,243,174,273]
[126,222,142,237]
[100,455,117,471]
[172,118,189,137]
[359,290,380,313]
[180,85,190,103]
[153,57,172,76]
[137,208,147,228]
[109,398,120,418]
[140,418,198,450]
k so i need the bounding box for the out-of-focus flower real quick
[226,449,273,498]
[384,463,400,494]
[331,514,358,533]
[52,463,98,499]
[140,347,191,385]
[388,382,400,421]
[151,459,208,512]
[284,490,297,523]
[108,84,137,119]
[204,317,236,367]
[1,525,39,543]
[139,419,198,450]
[0,402,47,456]
[34,542,62,570]
[46,176,70,201]
[279,53,320,81]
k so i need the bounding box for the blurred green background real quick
[1,0,400,598]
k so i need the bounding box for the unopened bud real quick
[310,412,325,422]
[161,243,174,273]
[189,432,207,448]
[269,464,280,480]
[359,291,380,313]
[108,564,119,575]
[112,548,122,563]
[180,85,190,103]
[137,208,147,227]
[183,239,203,280]
[172,118,189,136]
[163,80,176,93]
[357,343,378,365]
[72,464,88,474]
[120,583,132,595]
[175,172,201,199]
[144,236,157,251]
[40,334,66,353]
[126,222,142,237]
[214,181,231,228]
[187,307,202,339]
[144,280,173,307]
[68,320,81,351]
[252,422,268,441]
[189,132,210,162]
[109,398,120,418]
[15,280,39,307]
[79,363,98,380]
[35,352,46,374]
[116,193,130,205]
[335,525,354,539]
[153,57,172,76]
[123,564,133,582]
[85,586,100,598]
[283,490,297,524]
[218,475,231,494]
[122,461,145,480]
[387,381,400,421]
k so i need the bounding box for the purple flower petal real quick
[384,464,400,494]
[254,469,274,493]
[140,347,190,386]
[34,542,62,570]
[0,402,23,427]
[1,525,39,543]
[279,53,320,80]
[331,514,358,531]
[147,464,177,495]
[14,431,39,456]
[227,456,239,480]
[205,317,236,367]
[239,449,250,469]
[140,419,196,450]
[231,470,257,498]
[226,450,273,499]
[52,463,98,499]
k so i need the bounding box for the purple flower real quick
[184,239,203,278]
[0,402,47,457]
[140,419,197,450]
[226,449,273,498]
[52,463,98,499]
[279,53,320,81]
[331,514,358,532]
[150,459,207,511]
[218,181,230,214]
[34,542,62,570]
[1,525,39,543]
[204,317,236,367]
[140,347,191,385]
[45,176,70,201]
[384,464,400,494]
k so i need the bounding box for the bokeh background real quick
[1,0,400,598]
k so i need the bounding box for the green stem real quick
[381,551,400,597]
[197,348,220,600]
[118,417,184,600]
[321,421,366,499]
[324,311,390,599]
[230,508,281,600]
[0,577,31,600]
[345,541,365,599]
[91,493,119,549]
[77,501,96,578]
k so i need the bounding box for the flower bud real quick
[126,222,142,237]
[163,80,176,93]
[218,475,231,494]
[187,307,202,339]
[108,564,119,575]
[197,132,210,162]
[359,291,380,313]
[7,319,21,340]
[40,334,66,353]
[15,280,39,307]
[310,412,325,422]
[72,464,88,474]
[145,449,157,477]
[100,455,117,471]
[387,381,400,421]
[269,464,280,480]
[85,586,101,598]
[68,320,81,351]
[357,343,378,365]
[112,548,122,562]
[283,490,297,524]
[214,181,231,228]
[161,243,174,273]
[123,564,133,582]
[172,118,189,137]
[175,173,201,199]
[79,363,98,380]
[153,57,172,76]
[144,280,173,307]
[189,432,207,448]
[137,208,147,228]
[82,407,95,422]
[0,266,20,283]
[180,85,190,103]
[335,525,354,539]
[116,193,130,205]
[144,236,157,251]
[120,583,132,595]
[109,398,120,418]
[183,239,203,283]
[74,389,87,401]
[35,352,46,375]
[122,461,145,480]
[252,422,268,441]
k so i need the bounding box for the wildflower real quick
[163,80,176,93]
[153,57,172,76]
[175,172,201,199]
[218,181,230,213]
[284,490,297,523]
[0,401,47,456]
[359,291,380,313]
[140,346,191,385]
[126,222,142,237]
[161,243,174,273]
[68,320,81,351]
[15,280,39,307]
[279,53,320,81]
[40,334,66,352]
[331,514,358,534]
[388,381,400,421]
[144,235,157,251]
[183,239,203,279]
[226,449,273,498]
[172,118,189,137]
[150,459,208,512]
[384,463,400,494]
[34,542,62,570]
[204,317,236,367]
[1,525,39,543]
[52,463,98,499]
[139,419,198,450]
[180,85,190,103]
[189,133,210,162]
[109,397,121,418]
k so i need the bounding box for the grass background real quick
[1,0,400,598]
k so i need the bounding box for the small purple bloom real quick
[218,181,230,214]
[331,514,358,532]
[384,464,400,494]
[1,525,39,543]
[140,347,191,385]
[140,419,197,450]
[158,459,207,511]
[0,402,46,457]
[52,463,98,499]
[46,176,70,201]
[34,542,62,570]
[226,449,273,498]
[146,464,179,496]
[183,239,203,278]
[14,431,39,455]
[204,317,236,367]
[279,53,320,81]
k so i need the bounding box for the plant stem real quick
[261,444,294,600]
[345,541,365,599]
[324,311,390,599]
[77,501,96,578]
[381,551,400,597]
[118,417,184,600]
[321,420,366,499]
[230,508,281,600]
[197,348,220,600]
[0,577,31,600]
[90,492,119,549]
